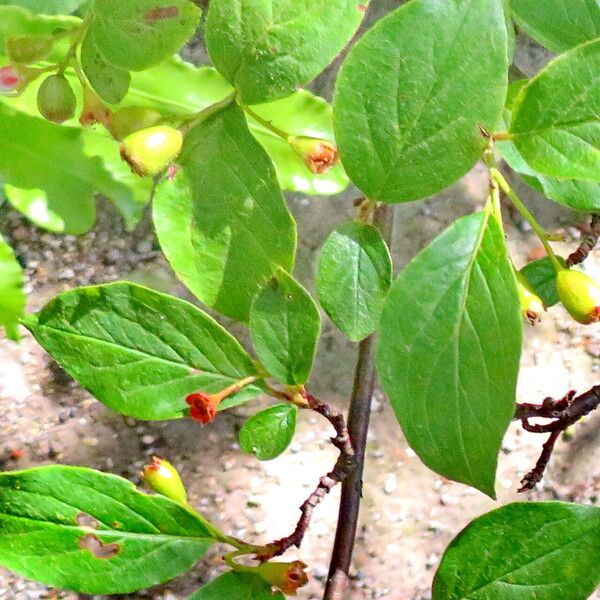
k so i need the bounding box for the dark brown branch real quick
[567,214,600,266]
[324,204,395,600]
[515,385,600,491]
[255,392,356,561]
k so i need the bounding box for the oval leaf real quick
[317,221,392,341]
[0,234,25,341]
[376,206,522,496]
[23,282,262,420]
[334,0,508,203]
[520,256,565,308]
[510,0,600,53]
[80,31,130,104]
[510,39,600,183]
[250,269,321,386]
[0,465,215,594]
[433,501,600,600]
[239,403,298,460]
[189,571,285,600]
[154,103,297,321]
[89,0,200,71]
[205,0,365,104]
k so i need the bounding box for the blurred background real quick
[2,1,600,598]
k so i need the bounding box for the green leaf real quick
[498,138,600,213]
[154,103,297,321]
[520,256,565,308]
[0,0,86,14]
[376,206,522,496]
[0,234,25,341]
[333,0,508,203]
[239,403,297,460]
[0,104,150,233]
[205,0,365,104]
[510,39,600,183]
[80,31,130,104]
[432,501,600,600]
[0,465,215,594]
[88,0,200,71]
[249,269,321,386]
[317,221,392,341]
[23,282,262,420]
[124,58,347,195]
[510,0,600,52]
[189,571,285,600]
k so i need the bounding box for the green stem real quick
[243,105,290,141]
[491,168,563,273]
[179,93,235,133]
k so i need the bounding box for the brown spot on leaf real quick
[357,4,368,12]
[76,513,99,529]
[144,5,179,22]
[112,521,123,529]
[78,534,121,559]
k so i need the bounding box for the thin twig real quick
[567,214,600,266]
[324,204,395,600]
[515,385,600,491]
[255,392,355,561]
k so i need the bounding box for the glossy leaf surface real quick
[510,0,600,52]
[377,207,522,496]
[519,256,565,308]
[239,403,297,460]
[24,282,262,420]
[317,221,392,341]
[0,466,215,594]
[334,0,508,202]
[155,104,296,321]
[250,270,321,386]
[189,571,285,600]
[433,501,600,599]
[510,39,600,182]
[205,0,365,104]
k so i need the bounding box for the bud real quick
[108,106,162,141]
[6,34,53,64]
[120,125,183,177]
[141,456,188,504]
[79,86,111,128]
[556,268,600,325]
[288,135,339,174]
[37,73,76,123]
[516,272,545,325]
[256,560,309,595]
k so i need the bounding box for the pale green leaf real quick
[88,0,200,71]
[154,103,297,321]
[0,234,25,341]
[0,0,86,15]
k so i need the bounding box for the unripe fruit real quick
[556,268,600,325]
[516,272,545,325]
[288,135,339,174]
[37,73,76,123]
[141,457,188,505]
[108,106,162,141]
[120,126,183,177]
[256,560,309,595]
[6,35,53,64]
